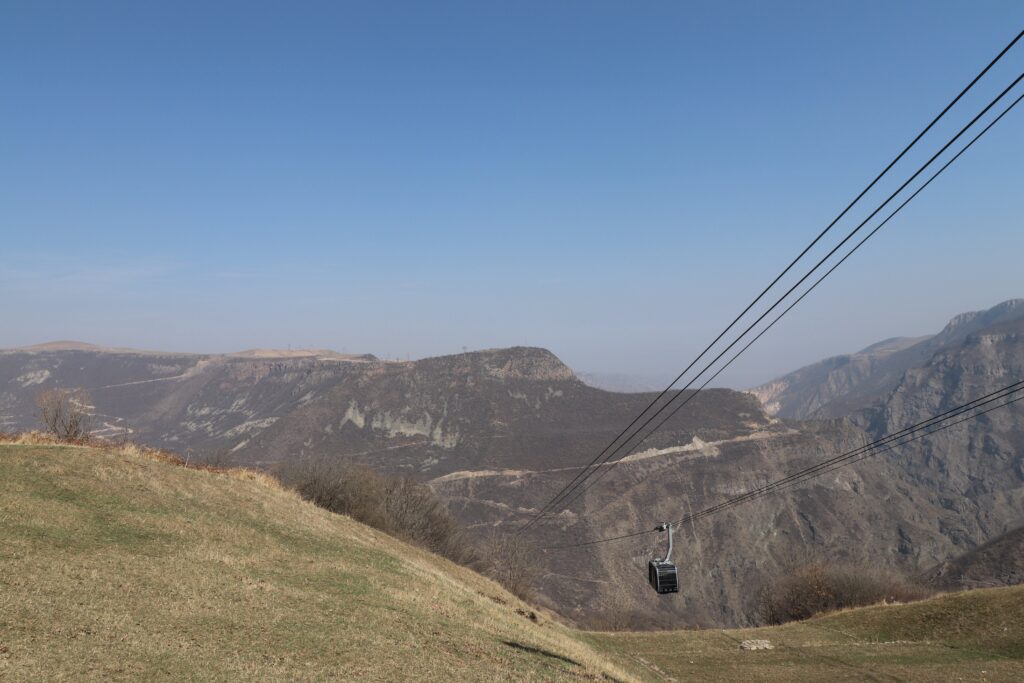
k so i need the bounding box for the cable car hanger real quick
[648,522,679,594]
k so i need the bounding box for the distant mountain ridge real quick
[3,342,749,476]
[576,371,663,393]
[6,341,377,361]
[749,299,1024,419]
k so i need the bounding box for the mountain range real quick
[2,299,1022,627]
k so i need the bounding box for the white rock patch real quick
[223,417,278,438]
[16,370,50,387]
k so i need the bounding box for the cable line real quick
[522,69,1024,531]
[553,381,1024,548]
[542,380,1024,549]
[515,30,1024,531]
[755,393,1024,500]
[517,31,1024,532]
[668,384,1024,528]
[555,88,1024,510]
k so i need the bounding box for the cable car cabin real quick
[647,522,679,594]
[648,560,678,593]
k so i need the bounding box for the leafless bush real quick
[112,422,134,447]
[381,476,480,566]
[275,457,480,569]
[36,388,94,441]
[582,607,679,632]
[754,562,934,625]
[480,530,541,601]
[189,448,236,470]
[277,459,388,529]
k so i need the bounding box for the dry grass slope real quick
[0,440,636,681]
[589,584,1024,682]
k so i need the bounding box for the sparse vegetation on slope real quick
[753,561,933,625]
[275,456,482,568]
[0,440,635,681]
[275,456,542,601]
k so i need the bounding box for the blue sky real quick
[2,1,1022,387]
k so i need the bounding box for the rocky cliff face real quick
[0,345,753,476]
[921,525,1024,590]
[747,336,925,417]
[749,299,1024,419]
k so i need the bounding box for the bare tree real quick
[37,388,94,441]
[482,530,540,601]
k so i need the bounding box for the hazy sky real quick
[2,1,1022,387]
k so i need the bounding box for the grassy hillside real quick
[3,438,1023,681]
[590,584,1024,681]
[0,440,634,681]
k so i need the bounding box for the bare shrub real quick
[36,388,94,441]
[480,530,541,601]
[381,476,480,566]
[754,562,934,625]
[275,457,480,569]
[189,448,236,471]
[112,422,135,447]
[278,459,389,529]
[582,607,678,632]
